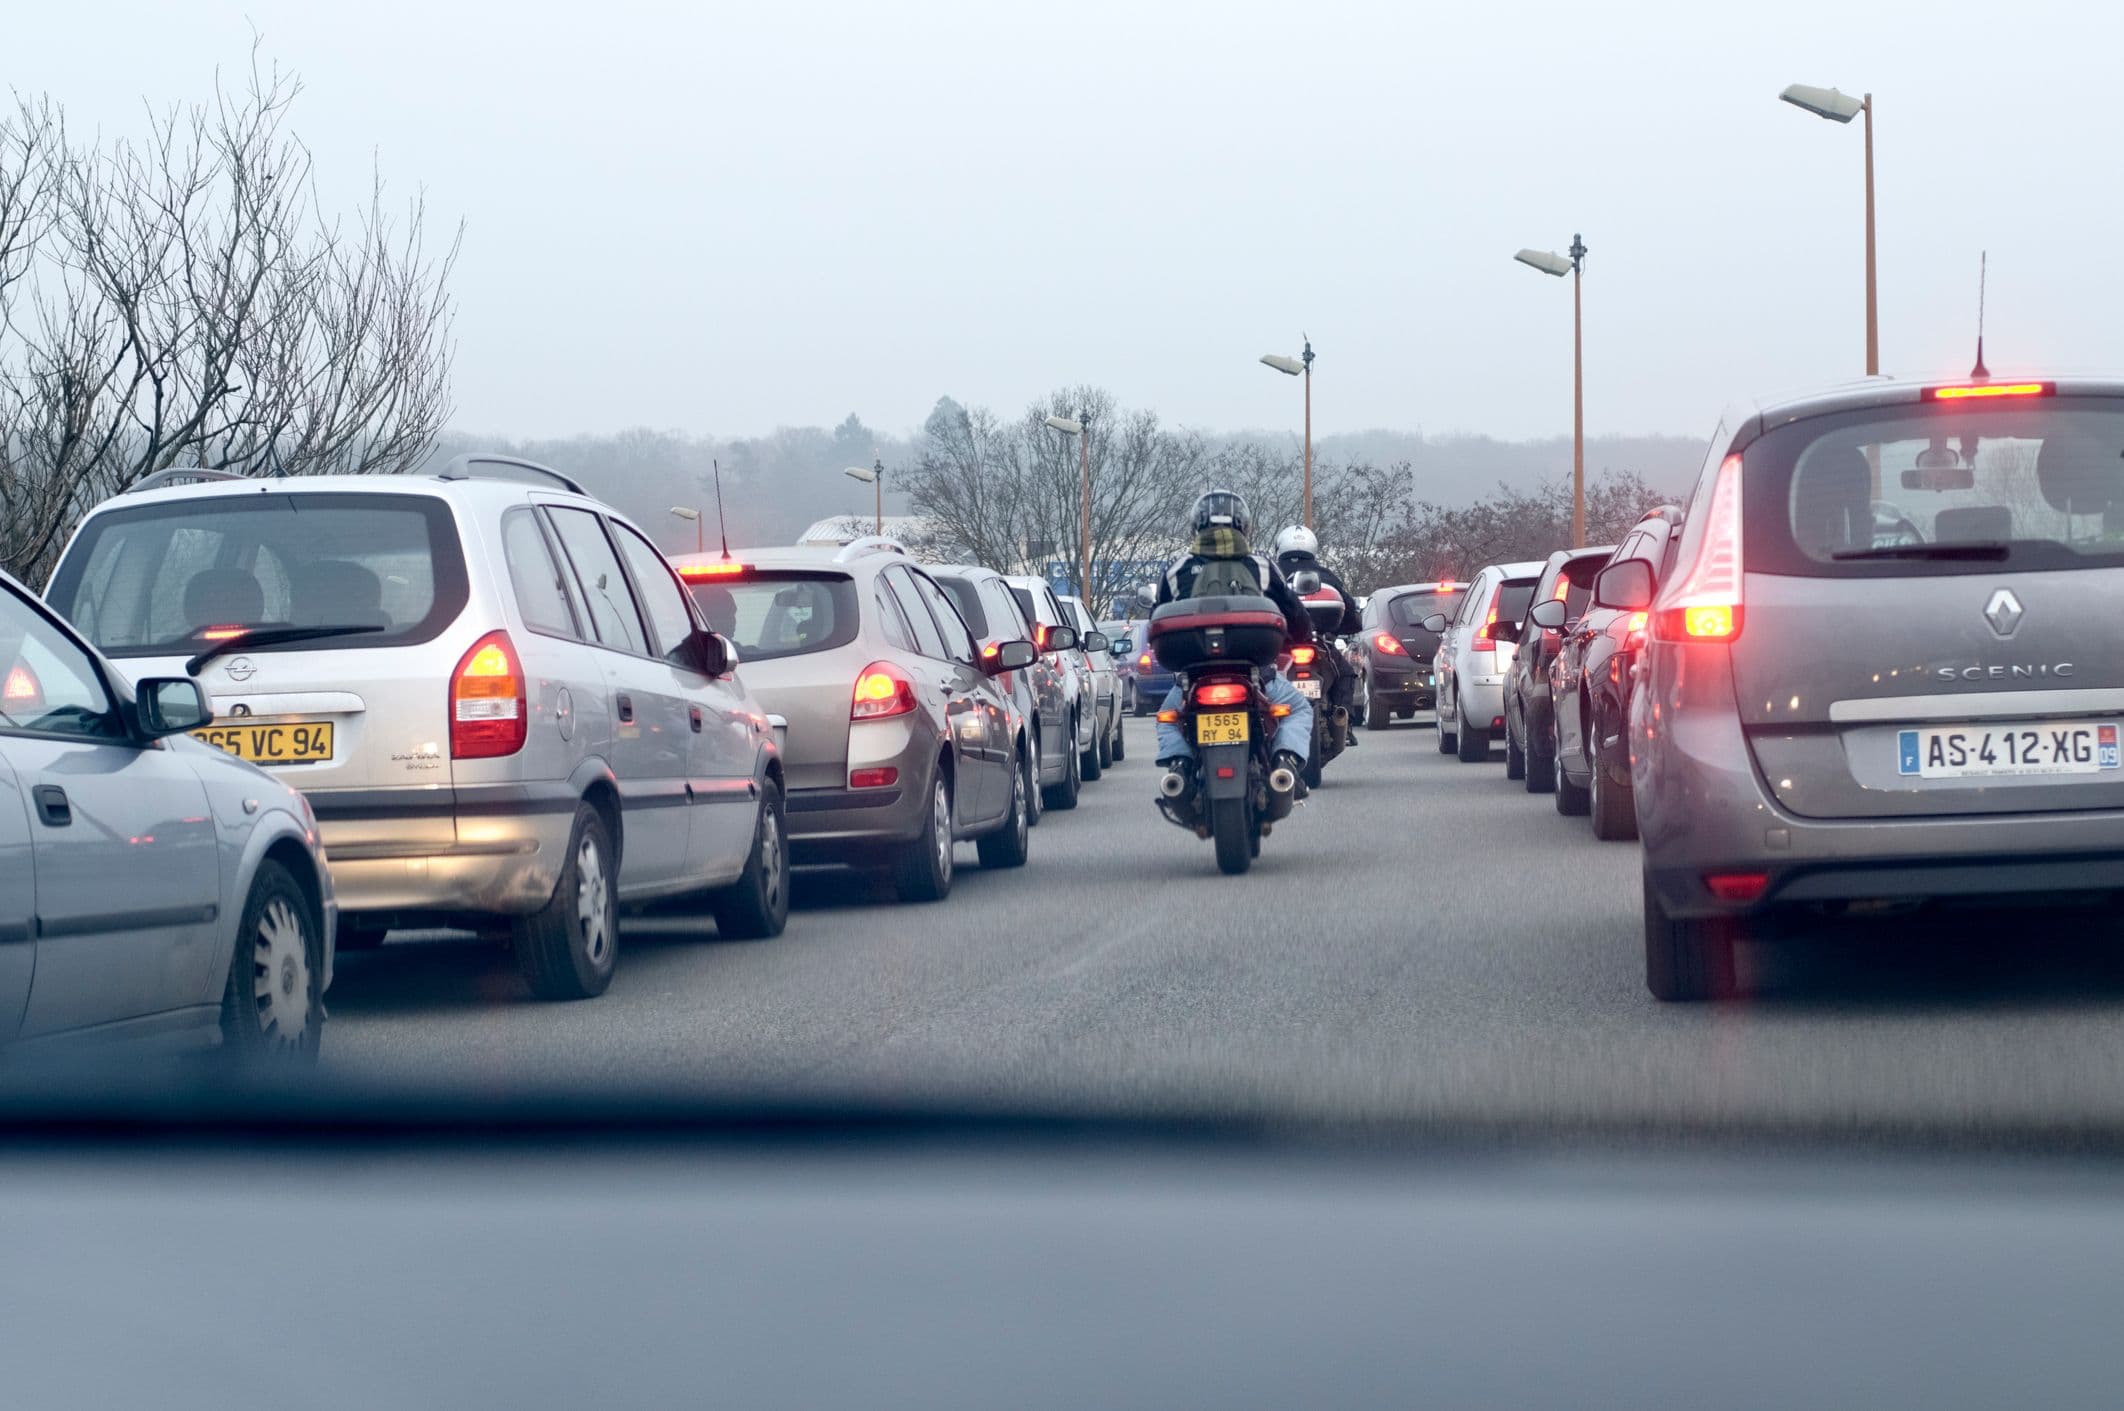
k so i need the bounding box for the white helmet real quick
[1273,525,1318,559]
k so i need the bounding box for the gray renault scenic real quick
[1630,375,2124,999]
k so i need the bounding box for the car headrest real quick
[292,560,385,626]
[182,568,264,629]
[1932,505,2014,544]
[1792,446,1873,553]
[2035,428,2123,516]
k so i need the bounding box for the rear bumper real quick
[1455,675,1507,727]
[786,780,926,857]
[1366,658,1435,708]
[312,784,575,919]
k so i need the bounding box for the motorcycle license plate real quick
[1293,678,1321,699]
[1195,711,1250,745]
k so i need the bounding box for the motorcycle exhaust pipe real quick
[1268,764,1297,795]
[1160,770,1189,799]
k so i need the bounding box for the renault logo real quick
[1983,589,2024,638]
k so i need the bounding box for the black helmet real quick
[1190,489,1251,536]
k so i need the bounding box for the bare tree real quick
[0,51,458,582]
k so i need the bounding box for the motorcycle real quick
[1143,589,1300,876]
[1285,571,1354,789]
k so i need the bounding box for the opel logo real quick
[224,656,257,682]
[1983,589,2024,639]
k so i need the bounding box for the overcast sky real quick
[14,0,2115,443]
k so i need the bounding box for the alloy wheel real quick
[576,833,611,965]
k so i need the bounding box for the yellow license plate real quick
[191,720,335,765]
[1195,711,1250,745]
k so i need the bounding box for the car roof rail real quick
[832,535,908,562]
[127,468,251,494]
[434,453,588,496]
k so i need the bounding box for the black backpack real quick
[1189,555,1262,599]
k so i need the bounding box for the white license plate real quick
[1293,678,1322,699]
[1897,720,2123,779]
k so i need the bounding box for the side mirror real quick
[1420,612,1448,633]
[1113,637,1133,657]
[1593,558,1656,611]
[1291,570,1322,594]
[1081,630,1110,654]
[137,677,211,736]
[987,639,1037,674]
[681,628,733,676]
[1043,625,1079,653]
[1528,598,1568,630]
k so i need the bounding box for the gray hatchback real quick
[1631,375,2124,999]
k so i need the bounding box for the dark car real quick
[1354,582,1455,729]
[1545,508,1684,839]
[1499,545,1614,793]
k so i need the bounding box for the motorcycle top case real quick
[1147,595,1288,671]
[1301,590,1345,633]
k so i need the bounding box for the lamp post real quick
[1260,339,1316,528]
[1514,238,1588,548]
[842,454,885,536]
[1780,83,1877,376]
[667,505,703,555]
[1043,413,1092,603]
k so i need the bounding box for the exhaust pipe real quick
[1268,764,1297,795]
[1160,770,1189,799]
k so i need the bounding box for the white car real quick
[1426,559,1547,763]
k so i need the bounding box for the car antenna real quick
[1970,250,1990,380]
[711,457,732,561]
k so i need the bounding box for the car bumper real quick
[1456,675,1507,728]
[1367,660,1435,708]
[311,784,576,919]
[786,783,925,857]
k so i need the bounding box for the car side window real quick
[982,580,1027,642]
[545,507,648,655]
[873,581,917,652]
[501,509,581,640]
[609,521,700,666]
[1455,578,1484,626]
[0,593,123,740]
[883,568,948,659]
[912,571,978,667]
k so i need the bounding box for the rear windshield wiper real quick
[1831,542,2011,563]
[185,625,383,676]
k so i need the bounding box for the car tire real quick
[1643,873,1740,1002]
[1025,730,1045,826]
[1096,708,1114,770]
[976,748,1032,869]
[1366,679,1390,731]
[1590,740,1639,842]
[219,859,324,1064]
[1552,714,1590,816]
[1081,710,1104,782]
[893,769,955,902]
[1436,693,1458,754]
[1504,709,1526,781]
[709,778,790,939]
[1524,722,1557,794]
[1455,714,1488,762]
[513,802,619,1001]
[1043,722,1081,811]
[1112,712,1126,762]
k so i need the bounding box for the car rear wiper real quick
[1830,542,2011,563]
[185,625,383,676]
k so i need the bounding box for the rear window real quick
[1384,590,1449,654]
[685,571,858,663]
[47,493,468,657]
[1494,579,1538,626]
[1747,395,2124,576]
[934,576,988,637]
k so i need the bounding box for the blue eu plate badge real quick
[1897,730,1920,776]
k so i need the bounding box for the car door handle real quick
[31,785,70,828]
[689,705,703,733]
[616,693,635,723]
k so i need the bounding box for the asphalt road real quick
[328,715,2124,1138]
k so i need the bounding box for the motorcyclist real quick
[1272,524,1363,746]
[1151,489,1315,795]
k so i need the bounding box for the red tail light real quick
[451,630,527,759]
[1704,871,1770,903]
[1033,623,1050,650]
[1653,453,1744,643]
[1470,586,1503,654]
[3,661,43,710]
[1372,633,1405,656]
[1193,680,1250,707]
[1137,652,1153,669]
[851,662,918,720]
[1289,645,1317,665]
[849,766,899,789]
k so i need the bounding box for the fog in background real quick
[13,0,2113,454]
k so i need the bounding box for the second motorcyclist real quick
[1272,524,1363,746]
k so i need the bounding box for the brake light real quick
[450,630,527,759]
[851,662,918,720]
[3,661,42,709]
[1438,579,1456,592]
[1033,623,1050,650]
[849,766,899,789]
[1372,633,1405,656]
[1137,652,1153,669]
[1471,587,1503,654]
[1289,645,1316,665]
[1653,454,1744,643]
[199,624,248,642]
[1193,680,1250,707]
[1703,871,1770,903]
[1925,381,2052,401]
[1552,576,1571,601]
[678,561,748,581]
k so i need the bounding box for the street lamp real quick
[1515,237,1589,549]
[1260,339,1316,528]
[1781,82,1877,376]
[1043,413,1092,604]
[667,505,703,555]
[842,453,885,536]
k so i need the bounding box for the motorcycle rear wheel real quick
[1211,796,1254,875]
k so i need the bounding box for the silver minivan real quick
[44,457,788,1001]
[1632,375,2124,999]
